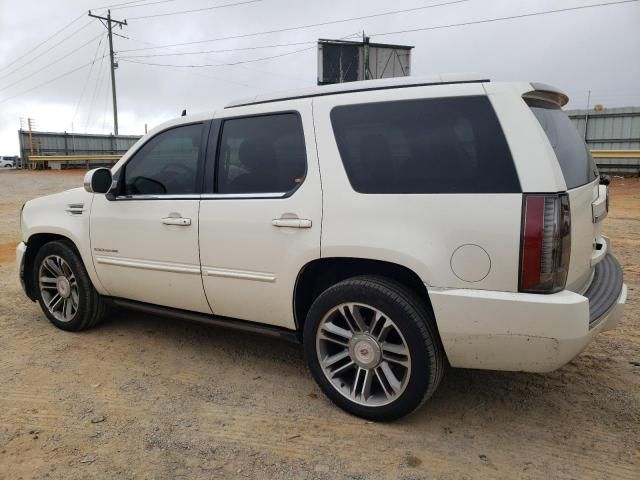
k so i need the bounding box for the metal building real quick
[18,130,141,169]
[566,106,640,175]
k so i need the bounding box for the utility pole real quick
[362,31,371,81]
[88,10,127,135]
[27,118,34,156]
[583,89,591,141]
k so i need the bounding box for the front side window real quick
[216,113,306,194]
[122,123,203,195]
[330,96,520,194]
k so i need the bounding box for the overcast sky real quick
[1,0,639,155]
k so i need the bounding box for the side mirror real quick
[84,168,113,194]
[599,175,611,186]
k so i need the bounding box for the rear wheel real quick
[34,241,108,331]
[303,276,444,421]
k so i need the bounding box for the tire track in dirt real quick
[1,171,639,479]
[2,382,638,479]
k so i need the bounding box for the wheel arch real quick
[23,233,83,300]
[294,257,437,334]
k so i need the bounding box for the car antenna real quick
[181,109,187,117]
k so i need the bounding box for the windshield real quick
[526,98,598,189]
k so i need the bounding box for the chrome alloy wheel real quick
[38,255,79,323]
[316,303,411,407]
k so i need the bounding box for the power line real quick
[0,34,103,93]
[573,94,640,100]
[574,86,640,94]
[125,55,260,89]
[101,71,112,133]
[0,60,103,105]
[0,1,163,74]
[0,13,85,72]
[119,0,639,70]
[0,21,96,82]
[86,42,110,131]
[92,0,179,10]
[0,0,158,76]
[121,44,318,67]
[112,0,182,10]
[127,0,264,20]
[235,63,310,83]
[119,32,362,68]
[120,32,360,86]
[118,40,319,59]
[71,36,107,131]
[118,0,470,52]
[6,0,636,107]
[370,0,640,38]
[120,32,292,89]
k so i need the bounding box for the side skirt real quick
[110,297,302,344]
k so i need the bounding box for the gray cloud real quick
[1,0,639,155]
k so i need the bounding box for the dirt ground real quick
[0,169,638,480]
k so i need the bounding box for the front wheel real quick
[34,240,108,331]
[303,276,444,421]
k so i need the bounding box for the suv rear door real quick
[525,95,604,293]
[198,100,321,329]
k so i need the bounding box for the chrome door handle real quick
[162,217,191,226]
[272,218,312,228]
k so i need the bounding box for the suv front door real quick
[199,102,321,329]
[90,122,211,313]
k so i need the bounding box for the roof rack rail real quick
[225,74,489,108]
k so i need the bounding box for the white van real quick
[17,75,626,420]
[0,156,17,168]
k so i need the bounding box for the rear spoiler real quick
[523,82,569,107]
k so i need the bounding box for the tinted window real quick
[216,113,306,194]
[527,99,598,189]
[330,96,520,194]
[123,123,202,195]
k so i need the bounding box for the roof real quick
[565,106,640,116]
[317,38,414,50]
[225,73,489,108]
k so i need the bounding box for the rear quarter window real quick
[526,99,598,189]
[330,96,520,194]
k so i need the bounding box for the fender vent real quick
[65,203,85,215]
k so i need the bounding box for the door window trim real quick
[203,110,308,200]
[108,120,211,201]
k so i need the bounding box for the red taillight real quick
[519,194,571,293]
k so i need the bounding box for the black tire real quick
[34,240,109,331]
[303,276,444,421]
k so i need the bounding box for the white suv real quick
[17,76,627,420]
[1,156,16,168]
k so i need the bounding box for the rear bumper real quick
[428,254,626,372]
[584,253,624,328]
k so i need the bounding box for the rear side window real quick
[330,96,520,194]
[526,99,598,189]
[216,113,307,194]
